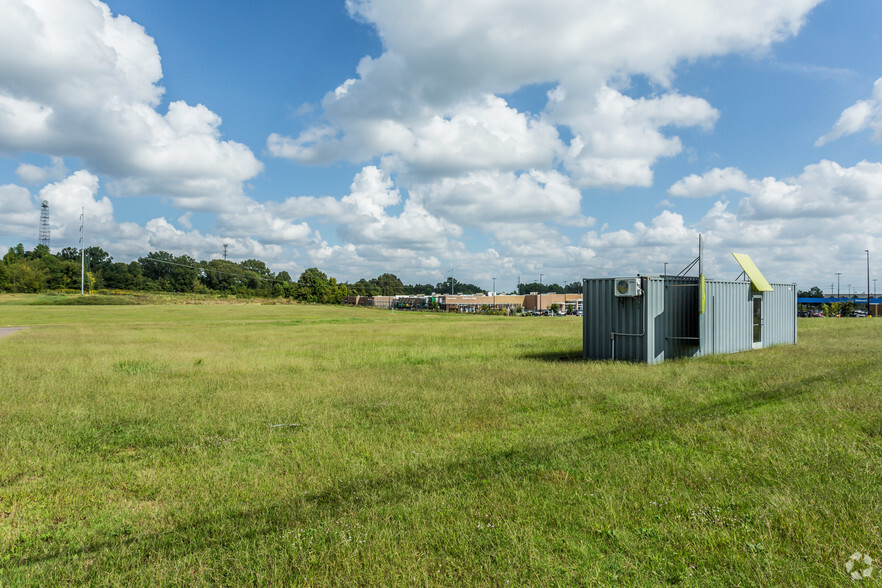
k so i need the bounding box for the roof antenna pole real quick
[699,233,706,315]
[698,233,703,278]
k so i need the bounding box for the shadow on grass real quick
[13,372,823,571]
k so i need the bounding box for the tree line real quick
[1,243,581,302]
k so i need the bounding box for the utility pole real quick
[867,250,871,315]
[539,273,543,314]
[79,207,85,296]
[492,277,496,310]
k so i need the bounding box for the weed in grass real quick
[113,359,153,374]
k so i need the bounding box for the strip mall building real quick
[343,293,583,313]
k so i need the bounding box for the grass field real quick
[0,296,880,586]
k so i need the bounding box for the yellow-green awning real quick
[732,253,773,292]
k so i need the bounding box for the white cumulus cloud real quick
[0,0,262,212]
[272,0,818,192]
[668,167,754,197]
[816,77,882,146]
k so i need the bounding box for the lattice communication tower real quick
[39,200,50,248]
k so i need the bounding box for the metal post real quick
[867,250,871,315]
[539,273,543,314]
[698,234,703,278]
[79,207,84,296]
[836,273,842,298]
[492,277,496,310]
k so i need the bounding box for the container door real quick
[752,295,762,348]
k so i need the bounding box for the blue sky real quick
[1,0,881,293]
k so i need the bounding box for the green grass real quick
[0,298,880,586]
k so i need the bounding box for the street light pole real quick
[867,250,871,315]
[836,272,842,298]
[492,277,496,310]
[664,262,668,276]
[539,273,543,314]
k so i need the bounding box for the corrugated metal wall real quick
[700,281,752,356]
[763,283,798,346]
[582,277,648,362]
[583,278,614,360]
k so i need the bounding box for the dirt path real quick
[0,327,25,339]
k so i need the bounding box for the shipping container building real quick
[582,256,796,363]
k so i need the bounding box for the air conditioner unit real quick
[614,277,642,297]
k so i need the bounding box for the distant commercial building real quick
[343,293,583,313]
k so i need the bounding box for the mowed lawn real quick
[0,299,880,586]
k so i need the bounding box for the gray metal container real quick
[584,276,796,363]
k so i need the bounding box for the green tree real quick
[296,268,347,303]
[348,278,380,296]
[57,247,80,261]
[200,259,248,293]
[4,244,25,264]
[410,283,434,295]
[5,261,47,292]
[138,251,199,292]
[518,281,563,294]
[239,259,272,278]
[797,286,824,298]
[84,246,112,270]
[27,244,51,260]
[435,279,483,295]
[375,273,406,295]
[238,259,273,294]
[39,255,79,290]
[102,262,143,290]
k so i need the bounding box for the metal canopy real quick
[732,253,774,292]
